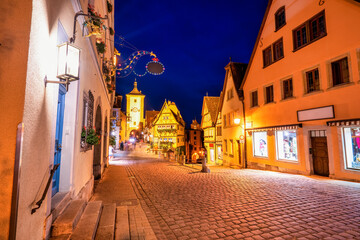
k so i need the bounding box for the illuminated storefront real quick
[343,127,360,170]
[276,130,298,161]
[253,131,268,157]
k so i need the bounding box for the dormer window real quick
[275,6,286,31]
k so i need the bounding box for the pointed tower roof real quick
[128,79,144,95]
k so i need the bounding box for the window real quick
[217,126,222,136]
[81,91,94,151]
[275,6,286,31]
[273,38,284,62]
[224,140,228,153]
[194,136,197,140]
[276,130,298,161]
[306,69,320,93]
[263,46,272,67]
[229,140,234,156]
[253,132,268,157]
[263,38,284,68]
[223,115,227,127]
[293,11,326,51]
[265,85,274,103]
[227,88,234,100]
[251,91,258,107]
[194,147,197,151]
[331,57,349,86]
[134,99,137,103]
[343,127,360,170]
[282,78,293,99]
[194,141,196,145]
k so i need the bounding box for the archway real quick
[103,116,108,167]
[93,105,102,179]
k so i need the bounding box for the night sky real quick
[114,1,268,126]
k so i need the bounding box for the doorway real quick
[103,117,108,166]
[93,105,102,179]
[310,130,329,176]
[52,85,66,196]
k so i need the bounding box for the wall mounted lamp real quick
[45,42,80,91]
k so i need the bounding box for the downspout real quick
[240,93,247,169]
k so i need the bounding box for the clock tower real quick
[126,79,145,139]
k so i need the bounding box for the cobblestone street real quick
[111,151,360,240]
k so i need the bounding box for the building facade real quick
[111,96,122,149]
[1,0,115,238]
[218,62,247,167]
[126,79,145,140]
[215,110,223,165]
[185,120,203,162]
[152,100,186,150]
[201,96,220,163]
[242,0,360,181]
[144,110,159,142]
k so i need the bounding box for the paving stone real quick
[106,150,360,240]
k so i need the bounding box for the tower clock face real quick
[131,107,139,112]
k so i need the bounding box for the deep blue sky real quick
[114,1,268,126]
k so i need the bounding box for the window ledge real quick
[293,33,327,53]
[263,56,284,69]
[275,24,286,32]
[326,81,355,92]
[264,101,277,105]
[250,105,259,109]
[253,155,269,159]
[280,96,296,102]
[229,154,234,158]
[276,159,299,164]
[303,89,324,97]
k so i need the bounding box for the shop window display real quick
[276,130,298,161]
[343,127,360,170]
[253,131,268,157]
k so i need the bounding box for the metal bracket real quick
[44,76,78,92]
[69,11,108,44]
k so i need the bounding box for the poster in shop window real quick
[276,130,298,161]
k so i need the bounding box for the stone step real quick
[95,203,116,240]
[70,201,103,240]
[51,192,72,221]
[115,206,130,240]
[52,199,87,237]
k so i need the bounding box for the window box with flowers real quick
[96,40,106,54]
[84,4,104,37]
[81,127,100,148]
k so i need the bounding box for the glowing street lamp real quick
[234,118,241,125]
[45,42,81,91]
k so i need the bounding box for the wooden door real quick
[311,137,329,176]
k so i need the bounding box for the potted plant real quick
[86,128,100,145]
[107,1,113,13]
[96,41,106,54]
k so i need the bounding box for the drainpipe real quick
[240,94,247,169]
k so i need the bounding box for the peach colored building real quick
[242,0,360,181]
[201,96,220,163]
[218,62,248,167]
[185,120,203,162]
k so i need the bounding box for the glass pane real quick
[67,45,80,78]
[253,132,268,157]
[276,130,298,161]
[343,127,360,170]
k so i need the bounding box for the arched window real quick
[275,6,286,31]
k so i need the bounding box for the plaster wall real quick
[243,0,360,179]
[0,0,32,238]
[221,72,244,167]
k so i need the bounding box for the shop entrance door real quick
[311,131,329,176]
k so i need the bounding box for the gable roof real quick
[153,100,185,126]
[201,96,220,127]
[218,62,248,113]
[145,110,159,127]
[240,0,272,89]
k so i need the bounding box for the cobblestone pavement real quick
[115,150,360,240]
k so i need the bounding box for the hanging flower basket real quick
[109,27,115,36]
[84,4,104,37]
[107,1,113,13]
[96,41,106,54]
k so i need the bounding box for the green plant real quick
[86,128,100,145]
[96,41,106,54]
[107,1,113,13]
[109,136,116,146]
